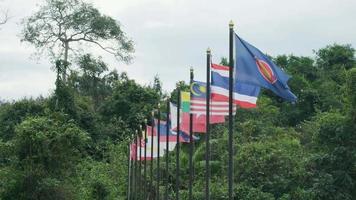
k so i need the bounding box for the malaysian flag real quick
[190,80,236,116]
[211,63,260,108]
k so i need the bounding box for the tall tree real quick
[20,0,134,82]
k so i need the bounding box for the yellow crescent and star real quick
[190,82,206,96]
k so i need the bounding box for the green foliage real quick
[316,44,355,70]
[0,114,90,199]
[0,99,45,141]
[100,73,160,130]
[1,39,356,199]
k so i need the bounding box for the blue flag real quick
[155,118,199,143]
[235,34,297,102]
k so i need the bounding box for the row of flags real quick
[128,25,297,200]
[130,119,199,161]
[129,53,296,159]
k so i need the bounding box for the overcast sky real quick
[1,0,356,100]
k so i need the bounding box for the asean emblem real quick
[256,59,277,84]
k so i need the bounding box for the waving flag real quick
[137,125,167,160]
[190,80,236,115]
[130,142,137,160]
[181,91,191,113]
[211,63,260,108]
[153,119,193,143]
[170,101,224,133]
[234,34,297,101]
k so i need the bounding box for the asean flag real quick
[234,34,297,101]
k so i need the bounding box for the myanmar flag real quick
[181,91,190,113]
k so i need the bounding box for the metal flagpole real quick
[176,89,181,200]
[127,142,131,200]
[228,20,235,200]
[131,134,135,200]
[188,67,194,200]
[205,48,211,200]
[150,111,154,198]
[157,103,161,200]
[134,130,138,200]
[144,119,148,200]
[165,98,170,200]
[138,126,142,199]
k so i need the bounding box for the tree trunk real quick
[63,41,69,83]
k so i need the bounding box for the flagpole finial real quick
[144,119,147,124]
[158,103,161,108]
[151,111,154,116]
[139,124,142,130]
[207,48,211,54]
[229,20,234,28]
[190,67,194,73]
[135,130,138,134]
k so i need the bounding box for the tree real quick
[316,44,355,70]
[153,74,162,97]
[21,0,134,82]
[71,54,109,107]
[0,115,90,199]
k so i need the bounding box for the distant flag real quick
[130,141,137,160]
[190,80,236,116]
[234,34,297,101]
[181,91,191,113]
[170,102,207,136]
[153,119,189,144]
[177,91,225,133]
[137,125,166,160]
[211,63,260,108]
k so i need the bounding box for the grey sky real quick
[1,0,356,100]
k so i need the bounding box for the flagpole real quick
[127,142,131,200]
[176,88,181,200]
[144,119,148,200]
[165,97,170,200]
[134,130,138,200]
[130,134,135,200]
[188,67,194,200]
[138,125,142,199]
[150,111,154,198]
[228,20,234,200]
[205,48,211,200]
[157,103,161,200]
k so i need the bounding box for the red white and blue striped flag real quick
[190,80,236,116]
[211,63,260,108]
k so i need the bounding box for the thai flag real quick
[211,63,260,108]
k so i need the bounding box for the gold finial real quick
[190,67,194,73]
[135,130,138,134]
[207,47,211,54]
[229,20,234,28]
[151,111,154,116]
[139,124,142,130]
[158,103,161,109]
[144,119,147,123]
